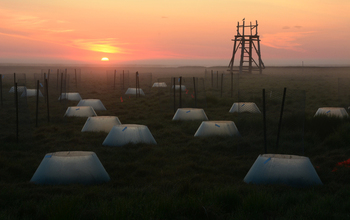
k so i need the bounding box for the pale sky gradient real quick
[0,0,349,66]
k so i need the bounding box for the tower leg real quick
[239,37,245,74]
[257,36,263,74]
[229,37,238,72]
[249,36,253,73]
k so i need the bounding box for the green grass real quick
[1,66,350,219]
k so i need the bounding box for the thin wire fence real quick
[337,78,350,110]
[0,74,32,142]
[156,77,207,113]
[0,68,309,152]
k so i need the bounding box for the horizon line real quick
[0,62,349,68]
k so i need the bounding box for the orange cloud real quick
[0,9,127,56]
[71,38,125,54]
[42,29,74,33]
[0,8,73,38]
[261,31,314,51]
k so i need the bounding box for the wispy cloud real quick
[0,9,130,55]
[56,20,69,24]
[0,9,57,35]
[282,26,302,30]
[0,27,31,38]
[261,31,314,51]
[43,29,74,33]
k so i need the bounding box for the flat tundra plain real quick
[1,65,350,219]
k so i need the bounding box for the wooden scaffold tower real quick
[228,19,265,74]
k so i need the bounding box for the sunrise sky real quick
[0,0,349,66]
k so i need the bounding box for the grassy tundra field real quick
[1,65,350,219]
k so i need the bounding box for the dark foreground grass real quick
[1,67,350,219]
[2,182,350,219]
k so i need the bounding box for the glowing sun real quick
[101,57,109,61]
